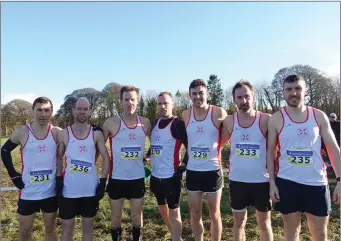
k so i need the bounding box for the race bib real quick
[121,146,141,160]
[286,149,313,166]
[29,170,53,184]
[151,145,163,157]
[191,146,210,160]
[70,160,92,174]
[235,143,260,158]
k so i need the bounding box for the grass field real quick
[0,137,340,241]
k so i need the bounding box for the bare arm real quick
[56,129,66,176]
[267,112,281,183]
[221,115,233,147]
[95,131,110,178]
[103,119,112,143]
[317,110,340,178]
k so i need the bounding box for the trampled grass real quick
[0,137,340,241]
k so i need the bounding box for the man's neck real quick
[121,112,137,122]
[72,122,89,131]
[286,104,307,114]
[237,109,256,120]
[194,104,210,116]
[31,122,50,132]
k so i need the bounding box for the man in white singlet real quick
[1,97,60,241]
[267,75,340,241]
[223,80,273,241]
[147,91,188,241]
[103,85,151,241]
[182,79,228,241]
[56,97,110,241]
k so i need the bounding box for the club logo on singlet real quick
[78,145,88,153]
[29,170,53,184]
[297,128,308,137]
[196,126,204,133]
[241,133,249,141]
[129,133,136,140]
[38,145,47,153]
[286,146,313,166]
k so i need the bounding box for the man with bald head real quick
[56,97,110,241]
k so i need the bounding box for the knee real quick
[209,210,221,222]
[233,216,247,229]
[313,227,327,240]
[62,221,74,233]
[169,209,181,222]
[45,222,56,234]
[20,226,33,238]
[258,219,271,231]
[190,209,202,222]
[131,213,142,227]
[111,215,122,228]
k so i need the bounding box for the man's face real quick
[330,116,337,122]
[189,85,208,108]
[157,94,173,118]
[283,80,306,108]
[73,101,91,123]
[34,103,53,126]
[122,91,139,115]
[233,85,255,113]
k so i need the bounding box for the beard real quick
[76,116,88,123]
[286,96,301,108]
[238,103,251,113]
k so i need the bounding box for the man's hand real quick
[96,178,107,201]
[11,171,25,190]
[175,163,186,175]
[55,176,64,199]
[269,182,280,202]
[333,181,340,204]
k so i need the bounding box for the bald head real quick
[73,97,91,123]
[76,97,90,108]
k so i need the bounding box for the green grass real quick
[1,137,340,241]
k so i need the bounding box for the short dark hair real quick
[158,91,173,98]
[32,97,53,111]
[232,80,254,98]
[120,85,140,101]
[283,74,305,86]
[189,79,207,92]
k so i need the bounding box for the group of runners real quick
[1,74,340,241]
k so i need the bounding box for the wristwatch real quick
[336,177,340,182]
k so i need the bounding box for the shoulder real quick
[259,112,271,122]
[11,125,28,141]
[104,116,120,127]
[139,116,151,125]
[181,108,191,119]
[311,107,329,126]
[212,105,227,116]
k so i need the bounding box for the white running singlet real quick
[229,112,268,183]
[150,118,182,178]
[186,105,222,171]
[109,115,146,180]
[20,124,57,200]
[63,126,98,198]
[277,106,327,186]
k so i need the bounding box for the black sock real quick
[111,227,122,241]
[132,226,141,241]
